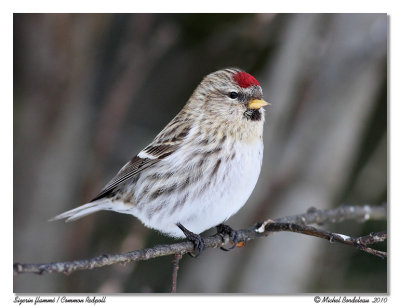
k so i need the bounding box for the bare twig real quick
[171,253,183,293]
[254,222,387,259]
[13,204,387,275]
[356,231,387,246]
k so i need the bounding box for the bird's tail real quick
[49,200,112,222]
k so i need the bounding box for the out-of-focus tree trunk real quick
[14,14,111,292]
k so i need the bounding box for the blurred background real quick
[13,13,387,293]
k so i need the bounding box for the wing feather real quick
[90,117,191,202]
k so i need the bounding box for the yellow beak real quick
[248,99,270,110]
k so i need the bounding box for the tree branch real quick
[254,222,387,259]
[171,253,183,293]
[13,204,387,275]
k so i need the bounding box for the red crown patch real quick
[233,72,260,88]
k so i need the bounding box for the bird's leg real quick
[216,223,239,251]
[177,223,205,257]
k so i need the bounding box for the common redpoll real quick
[52,68,269,253]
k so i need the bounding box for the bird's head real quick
[188,68,269,124]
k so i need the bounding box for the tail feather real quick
[49,200,111,222]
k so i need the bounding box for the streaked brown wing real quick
[89,143,179,202]
[90,109,191,202]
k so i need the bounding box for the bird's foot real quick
[177,223,205,258]
[216,223,239,251]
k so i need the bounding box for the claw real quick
[177,223,205,257]
[216,224,239,251]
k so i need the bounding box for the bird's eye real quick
[229,92,238,99]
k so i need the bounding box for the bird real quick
[51,68,269,255]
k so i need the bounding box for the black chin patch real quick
[243,109,262,121]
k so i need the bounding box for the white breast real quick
[186,140,263,234]
[139,138,264,237]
